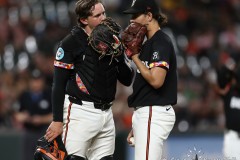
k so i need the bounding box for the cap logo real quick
[131,0,136,7]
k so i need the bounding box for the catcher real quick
[43,0,133,160]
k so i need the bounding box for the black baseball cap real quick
[123,0,160,15]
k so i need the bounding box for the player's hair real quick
[141,10,168,27]
[153,13,168,27]
[75,0,102,27]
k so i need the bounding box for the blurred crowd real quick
[0,0,240,135]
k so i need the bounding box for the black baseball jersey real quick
[128,30,177,107]
[222,86,240,132]
[52,26,133,121]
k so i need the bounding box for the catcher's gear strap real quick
[34,135,67,160]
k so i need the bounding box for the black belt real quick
[68,96,112,111]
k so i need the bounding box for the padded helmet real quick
[34,135,67,160]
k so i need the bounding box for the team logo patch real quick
[152,52,160,60]
[76,74,89,95]
[56,48,64,60]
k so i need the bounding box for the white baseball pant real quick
[62,95,115,160]
[132,105,175,160]
[223,129,240,159]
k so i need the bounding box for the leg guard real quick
[100,155,113,160]
[67,155,86,160]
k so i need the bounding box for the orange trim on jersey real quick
[149,61,169,69]
[76,74,90,95]
[64,102,72,145]
[146,106,152,160]
[54,60,74,69]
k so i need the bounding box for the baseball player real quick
[215,64,240,159]
[122,0,177,159]
[44,0,133,160]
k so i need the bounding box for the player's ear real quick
[80,18,88,25]
[146,12,153,22]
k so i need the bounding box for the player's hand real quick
[45,121,63,142]
[127,129,135,147]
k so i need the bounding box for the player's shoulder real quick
[60,26,88,50]
[157,30,172,43]
[60,34,75,48]
[151,30,173,49]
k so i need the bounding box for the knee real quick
[67,155,85,160]
[100,155,113,160]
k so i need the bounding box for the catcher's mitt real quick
[121,22,147,59]
[34,135,67,160]
[89,17,123,61]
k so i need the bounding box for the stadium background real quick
[0,0,239,159]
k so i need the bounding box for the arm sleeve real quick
[52,67,72,122]
[52,34,78,122]
[117,59,134,86]
[149,39,171,71]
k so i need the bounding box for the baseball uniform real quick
[128,29,177,160]
[52,25,133,159]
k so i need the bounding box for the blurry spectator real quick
[0,71,19,129]
[14,69,52,160]
[213,63,240,159]
[0,90,12,128]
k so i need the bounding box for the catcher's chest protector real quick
[76,47,118,100]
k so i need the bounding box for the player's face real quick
[130,13,148,26]
[87,3,106,29]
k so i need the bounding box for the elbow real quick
[148,74,166,89]
[152,84,162,89]
[150,81,164,89]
